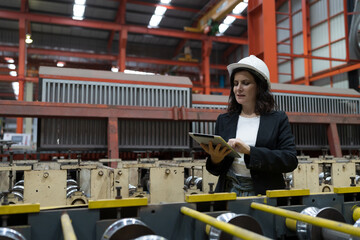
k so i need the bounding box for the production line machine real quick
[2,181,360,239]
[1,67,360,239]
[1,155,360,239]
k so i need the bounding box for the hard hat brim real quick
[227,62,270,83]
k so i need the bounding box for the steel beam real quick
[286,112,360,124]
[0,101,223,121]
[202,40,212,95]
[327,122,342,157]
[0,10,247,45]
[0,101,359,125]
[17,17,26,133]
[263,0,278,83]
[108,117,119,166]
[118,28,127,72]
[127,0,198,13]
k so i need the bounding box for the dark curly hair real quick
[227,68,275,114]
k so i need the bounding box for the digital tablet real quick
[189,132,241,158]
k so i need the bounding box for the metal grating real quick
[291,123,328,150]
[274,93,360,114]
[337,124,360,150]
[40,118,107,149]
[41,79,191,107]
[40,78,191,150]
[118,119,189,149]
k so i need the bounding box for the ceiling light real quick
[223,16,236,25]
[232,2,248,14]
[9,71,17,77]
[75,0,86,4]
[218,23,230,34]
[5,57,14,63]
[149,15,163,27]
[155,6,167,16]
[12,82,19,98]
[73,4,85,20]
[72,16,84,20]
[160,0,171,4]
[57,61,65,67]
[25,34,33,44]
[111,66,119,72]
[124,69,155,75]
[8,64,16,70]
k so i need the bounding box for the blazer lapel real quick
[222,113,239,141]
[256,113,274,147]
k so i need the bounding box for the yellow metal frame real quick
[181,206,271,240]
[184,0,243,33]
[61,213,77,240]
[0,203,40,215]
[251,202,360,237]
[353,206,360,221]
[266,189,310,198]
[88,198,148,209]
[334,187,360,194]
[185,192,236,203]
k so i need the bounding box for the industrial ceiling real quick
[0,0,249,100]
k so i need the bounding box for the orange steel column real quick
[202,39,212,95]
[108,117,119,168]
[262,0,278,83]
[17,17,26,133]
[248,0,278,83]
[327,123,342,157]
[302,0,311,85]
[118,27,128,72]
[117,0,127,72]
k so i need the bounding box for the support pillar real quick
[327,123,342,157]
[248,0,278,83]
[107,117,119,168]
[302,0,311,85]
[118,27,128,72]
[201,40,212,95]
[17,17,26,133]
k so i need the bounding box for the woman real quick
[200,55,298,196]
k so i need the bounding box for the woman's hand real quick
[228,138,251,155]
[200,141,232,164]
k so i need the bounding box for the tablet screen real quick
[189,132,240,158]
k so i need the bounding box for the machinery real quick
[2,184,360,239]
[0,68,360,239]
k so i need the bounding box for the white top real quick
[230,116,260,177]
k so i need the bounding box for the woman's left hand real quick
[228,138,251,155]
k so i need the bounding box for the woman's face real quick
[233,70,257,107]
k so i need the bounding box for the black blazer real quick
[206,110,298,195]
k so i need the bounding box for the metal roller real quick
[185,176,202,190]
[209,212,263,240]
[101,218,154,240]
[67,179,78,186]
[294,207,346,240]
[185,176,196,187]
[11,186,23,195]
[0,227,26,240]
[14,181,24,187]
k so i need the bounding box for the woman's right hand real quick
[200,141,232,164]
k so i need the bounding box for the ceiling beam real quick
[0,45,228,69]
[0,10,247,45]
[127,0,198,13]
[107,0,127,52]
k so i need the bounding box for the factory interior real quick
[0,0,360,239]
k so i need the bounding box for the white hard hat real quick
[227,55,270,87]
